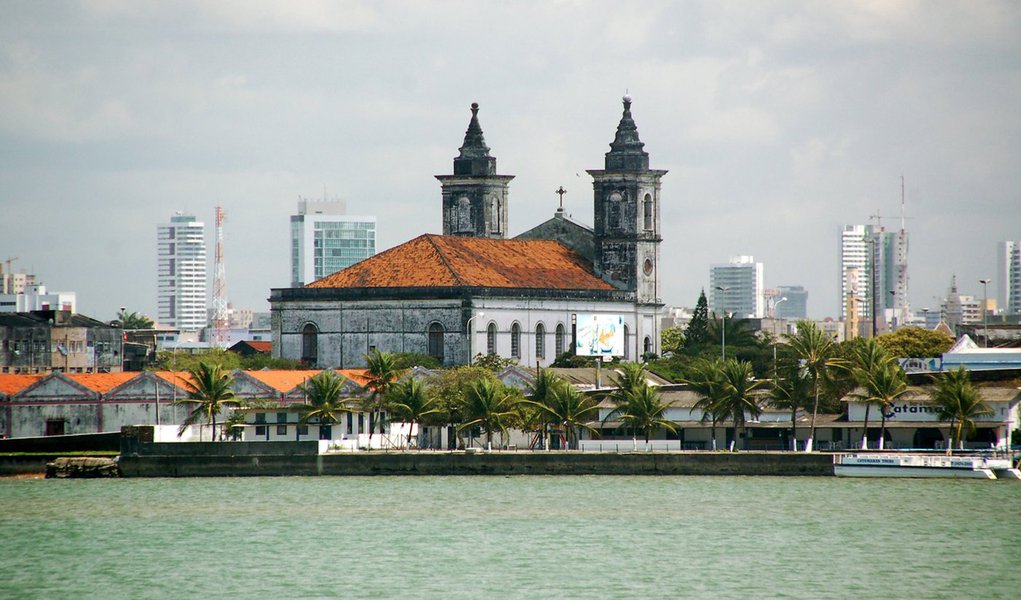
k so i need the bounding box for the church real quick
[270,97,667,368]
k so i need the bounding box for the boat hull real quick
[833,453,1012,479]
[835,465,996,479]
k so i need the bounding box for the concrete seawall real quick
[118,451,835,477]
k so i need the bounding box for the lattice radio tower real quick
[212,206,229,347]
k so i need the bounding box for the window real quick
[276,425,288,436]
[276,412,287,423]
[297,425,308,436]
[535,323,545,360]
[643,193,653,230]
[644,336,652,354]
[255,425,267,437]
[511,323,521,358]
[624,324,630,360]
[555,324,565,357]
[428,322,445,362]
[487,322,497,355]
[319,425,332,440]
[301,323,318,367]
[491,197,502,233]
[607,192,622,230]
[255,413,266,424]
[45,419,65,436]
[347,412,353,435]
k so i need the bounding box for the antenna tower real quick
[212,206,229,347]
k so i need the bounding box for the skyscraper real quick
[157,212,207,331]
[839,222,909,334]
[997,240,1020,316]
[290,200,376,287]
[775,285,808,319]
[710,256,764,318]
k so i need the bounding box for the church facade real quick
[270,97,667,368]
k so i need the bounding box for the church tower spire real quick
[437,102,514,238]
[587,95,667,306]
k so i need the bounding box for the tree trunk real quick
[790,405,799,451]
[947,419,956,456]
[879,408,887,450]
[806,381,819,453]
[861,404,871,449]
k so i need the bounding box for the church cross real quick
[555,186,567,209]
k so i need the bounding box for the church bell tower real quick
[436,103,514,238]
[587,96,667,305]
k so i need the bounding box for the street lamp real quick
[466,312,485,365]
[773,297,788,370]
[921,307,929,329]
[979,279,990,347]
[714,286,729,359]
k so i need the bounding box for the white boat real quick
[834,453,1021,479]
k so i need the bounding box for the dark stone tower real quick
[587,96,667,305]
[436,103,514,238]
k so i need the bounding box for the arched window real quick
[428,322,445,362]
[301,323,318,367]
[491,197,502,234]
[535,323,545,360]
[607,192,622,230]
[643,336,652,355]
[555,323,565,356]
[511,322,521,359]
[456,197,472,233]
[643,193,653,230]
[623,324,630,360]
[487,322,497,355]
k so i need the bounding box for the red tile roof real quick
[0,374,44,395]
[242,370,326,393]
[69,372,138,393]
[244,341,272,352]
[307,234,613,291]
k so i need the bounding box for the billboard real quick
[575,314,624,358]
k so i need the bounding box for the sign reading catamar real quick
[575,314,624,358]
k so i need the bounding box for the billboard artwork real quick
[575,314,624,358]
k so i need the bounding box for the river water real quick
[1,476,1019,599]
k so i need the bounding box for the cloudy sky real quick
[2,0,1019,322]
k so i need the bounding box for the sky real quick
[2,0,1019,323]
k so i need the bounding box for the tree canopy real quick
[876,327,955,358]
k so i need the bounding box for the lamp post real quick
[773,297,788,370]
[714,286,729,359]
[466,312,485,365]
[979,279,990,347]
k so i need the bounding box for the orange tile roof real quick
[69,372,138,393]
[152,371,193,389]
[307,234,614,291]
[0,374,44,395]
[336,369,371,387]
[242,370,325,393]
[245,341,272,352]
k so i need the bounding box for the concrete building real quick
[272,98,665,368]
[774,285,807,319]
[0,284,76,313]
[290,200,377,287]
[840,223,909,333]
[0,311,124,374]
[157,213,208,332]
[709,256,764,318]
[997,240,1021,316]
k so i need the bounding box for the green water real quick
[1,476,1019,599]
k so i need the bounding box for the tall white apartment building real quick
[157,213,207,331]
[839,223,909,331]
[997,240,1021,316]
[709,256,764,318]
[290,199,376,287]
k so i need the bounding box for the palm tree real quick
[852,362,909,450]
[933,366,992,455]
[684,357,726,451]
[782,321,844,452]
[769,357,813,451]
[527,368,564,450]
[611,361,649,397]
[387,377,441,449]
[458,378,519,451]
[603,381,676,449]
[364,349,403,444]
[523,383,600,450]
[298,370,351,439]
[715,359,767,451]
[848,338,896,449]
[175,362,240,441]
